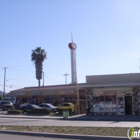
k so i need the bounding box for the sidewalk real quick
[0,113,140,121]
[68,114,140,121]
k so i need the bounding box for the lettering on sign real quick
[61,90,74,94]
[14,92,26,96]
[46,91,56,94]
[32,91,41,95]
[104,91,116,95]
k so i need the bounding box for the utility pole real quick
[63,73,69,84]
[3,67,7,100]
[76,81,80,114]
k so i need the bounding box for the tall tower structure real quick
[68,35,77,84]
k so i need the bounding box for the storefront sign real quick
[45,90,56,94]
[104,91,116,95]
[14,92,26,96]
[61,90,74,94]
[31,91,41,95]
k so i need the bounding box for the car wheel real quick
[51,109,55,113]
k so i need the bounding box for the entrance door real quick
[125,96,132,115]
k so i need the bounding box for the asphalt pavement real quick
[0,112,140,140]
[0,111,140,122]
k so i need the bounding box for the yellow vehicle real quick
[56,103,74,113]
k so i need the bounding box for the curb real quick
[0,130,129,140]
[68,118,140,122]
[0,115,63,120]
[0,115,140,122]
[0,116,122,121]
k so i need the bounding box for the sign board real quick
[31,91,41,95]
[14,92,26,96]
[61,90,74,94]
[45,90,56,94]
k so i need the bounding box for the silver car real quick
[39,103,57,112]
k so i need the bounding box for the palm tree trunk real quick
[38,80,40,87]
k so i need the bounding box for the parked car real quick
[0,100,13,111]
[19,103,28,108]
[56,103,74,113]
[39,103,57,112]
[20,104,41,113]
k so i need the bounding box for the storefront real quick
[10,73,140,115]
[10,85,86,106]
[85,86,140,115]
[84,73,140,115]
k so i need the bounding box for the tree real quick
[0,96,2,101]
[31,47,47,87]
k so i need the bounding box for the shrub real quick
[26,109,50,115]
[0,96,2,101]
[7,110,23,114]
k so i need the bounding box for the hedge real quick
[26,109,51,115]
[7,110,23,114]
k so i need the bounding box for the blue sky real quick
[1,0,140,93]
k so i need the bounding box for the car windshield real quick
[47,104,55,108]
[31,104,40,108]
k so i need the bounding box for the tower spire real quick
[71,32,73,43]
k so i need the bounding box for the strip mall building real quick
[10,73,140,115]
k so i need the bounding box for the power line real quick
[0,66,65,76]
[7,77,37,82]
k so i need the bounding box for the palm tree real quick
[31,47,47,87]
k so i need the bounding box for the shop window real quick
[57,98,61,105]
[104,92,117,114]
[23,98,27,103]
[65,97,71,103]
[46,97,51,103]
[71,98,76,104]
[30,98,34,104]
[51,98,57,106]
[43,98,47,103]
[92,93,105,113]
[61,97,65,103]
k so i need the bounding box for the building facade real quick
[10,73,140,115]
[10,84,85,107]
[84,73,140,115]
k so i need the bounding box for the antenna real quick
[71,32,73,43]
[63,73,69,84]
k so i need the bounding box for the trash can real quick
[63,110,69,118]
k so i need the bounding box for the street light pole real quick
[76,81,80,114]
[3,67,7,100]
